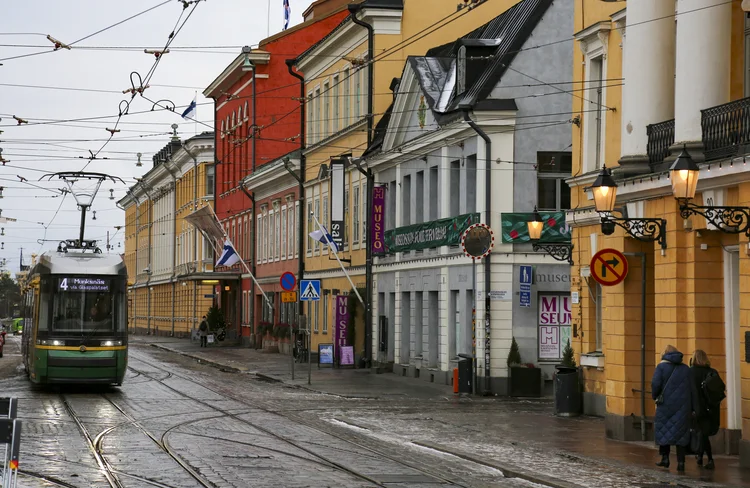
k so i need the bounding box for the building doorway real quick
[723,246,741,448]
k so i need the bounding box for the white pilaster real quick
[619,1,675,162]
[674,0,731,144]
[438,267,450,371]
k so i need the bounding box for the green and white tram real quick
[21,239,128,385]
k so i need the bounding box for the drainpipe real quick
[348,3,375,365]
[241,184,256,346]
[286,58,306,346]
[462,109,491,394]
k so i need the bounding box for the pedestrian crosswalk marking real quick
[300,281,320,300]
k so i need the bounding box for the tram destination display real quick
[58,277,111,292]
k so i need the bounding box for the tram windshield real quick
[48,276,123,336]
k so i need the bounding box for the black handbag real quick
[688,425,703,454]
[655,365,676,406]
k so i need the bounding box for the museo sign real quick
[384,213,480,253]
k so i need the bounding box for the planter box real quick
[509,367,543,397]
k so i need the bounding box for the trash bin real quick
[457,353,474,394]
[554,366,581,417]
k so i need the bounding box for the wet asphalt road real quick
[0,336,543,488]
[0,335,736,488]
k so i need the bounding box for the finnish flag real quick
[309,227,338,253]
[283,0,290,30]
[181,96,197,120]
[216,239,241,267]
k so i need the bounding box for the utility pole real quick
[107,231,110,253]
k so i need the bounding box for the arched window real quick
[231,111,236,130]
[220,120,225,138]
[244,101,249,122]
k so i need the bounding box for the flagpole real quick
[194,91,198,136]
[206,205,273,312]
[267,0,271,38]
[311,212,365,307]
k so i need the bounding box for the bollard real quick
[453,368,459,394]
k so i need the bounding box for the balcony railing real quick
[646,118,675,167]
[702,96,750,161]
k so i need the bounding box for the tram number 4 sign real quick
[590,248,629,286]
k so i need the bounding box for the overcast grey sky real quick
[0,0,316,272]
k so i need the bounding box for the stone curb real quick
[411,440,586,488]
[148,343,245,373]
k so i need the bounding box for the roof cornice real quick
[203,51,271,99]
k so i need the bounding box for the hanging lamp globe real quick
[590,165,618,213]
[527,206,544,240]
[669,146,700,201]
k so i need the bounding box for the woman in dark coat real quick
[651,345,698,472]
[690,349,720,470]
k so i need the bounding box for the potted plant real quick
[554,339,582,416]
[508,337,542,397]
[276,323,292,355]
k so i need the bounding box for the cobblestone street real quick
[0,334,747,488]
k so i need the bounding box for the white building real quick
[364,0,575,393]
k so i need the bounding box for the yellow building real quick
[567,0,750,461]
[294,0,524,359]
[120,131,217,337]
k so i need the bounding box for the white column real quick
[619,0,676,169]
[673,0,731,146]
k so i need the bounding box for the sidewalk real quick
[130,334,750,488]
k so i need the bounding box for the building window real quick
[429,166,438,221]
[323,292,328,333]
[205,165,215,196]
[274,203,281,260]
[464,155,476,214]
[402,174,411,226]
[344,187,349,250]
[387,180,396,230]
[257,214,262,263]
[203,235,212,261]
[575,23,610,173]
[332,75,340,133]
[314,197,320,254]
[294,201,300,257]
[353,185,360,244]
[415,171,424,223]
[355,68,361,119]
[306,200,313,256]
[281,206,287,259]
[313,300,319,333]
[307,91,313,143]
[746,15,750,97]
[322,80,330,139]
[315,87,321,144]
[343,67,350,127]
[536,152,572,211]
[360,182,366,244]
[450,160,460,216]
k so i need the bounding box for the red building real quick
[204,1,350,346]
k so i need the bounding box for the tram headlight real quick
[36,339,65,346]
[100,340,122,347]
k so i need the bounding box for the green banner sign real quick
[501,211,570,243]
[384,213,480,253]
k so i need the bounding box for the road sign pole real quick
[472,258,477,395]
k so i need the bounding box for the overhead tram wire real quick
[0,0,173,63]
[81,0,204,170]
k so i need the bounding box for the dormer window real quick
[457,45,467,95]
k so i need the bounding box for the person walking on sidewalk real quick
[198,316,208,348]
[690,349,725,470]
[652,344,698,472]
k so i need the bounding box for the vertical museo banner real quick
[537,294,572,359]
[334,295,350,360]
[329,159,346,250]
[371,185,386,255]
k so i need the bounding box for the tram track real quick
[60,393,216,488]
[127,356,476,488]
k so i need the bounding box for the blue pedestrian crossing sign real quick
[299,280,321,301]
